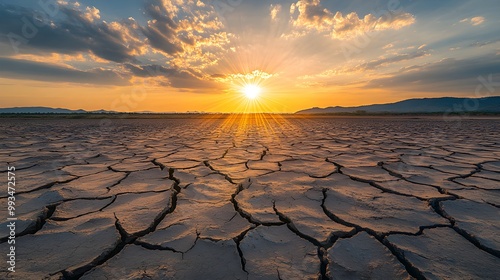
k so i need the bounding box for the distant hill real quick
[2,97,499,115]
[0,107,115,114]
[296,97,500,114]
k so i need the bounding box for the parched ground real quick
[1,116,499,279]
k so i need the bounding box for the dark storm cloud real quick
[0,3,141,63]
[366,53,500,92]
[0,57,128,85]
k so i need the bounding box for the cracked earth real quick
[1,117,499,279]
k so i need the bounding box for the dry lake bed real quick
[1,116,499,279]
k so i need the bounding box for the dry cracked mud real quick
[0,117,499,279]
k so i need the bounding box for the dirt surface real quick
[1,117,499,279]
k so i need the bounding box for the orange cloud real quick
[142,0,234,73]
[460,16,486,26]
[470,16,485,26]
[83,6,100,22]
[290,0,415,40]
[270,4,282,21]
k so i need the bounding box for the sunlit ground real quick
[1,116,499,279]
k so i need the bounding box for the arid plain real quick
[1,116,499,279]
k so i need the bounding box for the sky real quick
[0,0,499,113]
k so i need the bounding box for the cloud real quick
[355,50,429,71]
[290,0,334,31]
[0,1,237,90]
[418,44,427,50]
[124,63,177,78]
[471,16,485,26]
[383,43,394,49]
[289,0,415,40]
[83,6,100,22]
[461,16,485,26]
[365,53,500,93]
[270,4,282,21]
[470,38,500,47]
[0,3,144,63]
[0,1,233,71]
[0,57,128,85]
[167,72,221,89]
[214,70,276,84]
[141,0,233,71]
[124,63,221,90]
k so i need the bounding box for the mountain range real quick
[0,107,115,114]
[295,97,500,114]
[1,97,499,114]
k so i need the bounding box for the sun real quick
[242,84,261,100]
